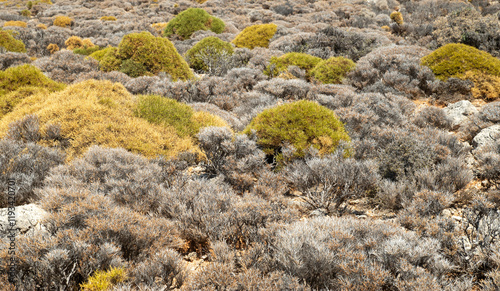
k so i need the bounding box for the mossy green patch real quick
[0,64,65,97]
[185,36,234,72]
[264,52,323,79]
[163,8,225,40]
[232,23,277,49]
[310,56,356,84]
[0,29,26,53]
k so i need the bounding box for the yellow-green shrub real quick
[310,56,356,84]
[64,35,83,50]
[46,43,59,54]
[465,71,500,101]
[135,94,228,138]
[37,23,47,29]
[90,47,121,72]
[53,15,73,28]
[390,11,403,25]
[0,64,65,97]
[100,16,117,21]
[80,267,126,291]
[3,21,27,28]
[0,29,26,53]
[421,43,500,81]
[232,23,277,49]
[163,8,225,40]
[243,100,350,160]
[151,22,168,33]
[0,79,200,160]
[264,52,322,79]
[0,86,49,119]
[117,31,193,79]
[185,36,234,71]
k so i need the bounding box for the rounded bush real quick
[65,36,84,50]
[185,36,234,72]
[310,56,355,84]
[0,80,200,160]
[390,11,404,25]
[90,47,121,72]
[100,16,117,21]
[243,100,350,159]
[264,52,322,79]
[46,43,59,54]
[0,64,65,97]
[421,43,500,81]
[231,23,277,49]
[163,8,225,40]
[53,15,73,28]
[117,31,193,80]
[0,30,26,53]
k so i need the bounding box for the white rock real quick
[443,100,478,130]
[473,124,500,148]
[0,204,48,239]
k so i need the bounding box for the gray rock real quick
[443,100,478,130]
[0,204,48,241]
[473,124,500,148]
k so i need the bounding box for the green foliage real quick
[310,56,356,84]
[185,36,234,72]
[0,29,26,53]
[421,43,500,81]
[117,31,193,80]
[0,86,49,119]
[119,59,147,78]
[73,45,102,56]
[0,64,65,97]
[163,8,225,40]
[231,23,277,49]
[80,267,126,291]
[243,100,350,160]
[264,52,322,79]
[92,47,122,72]
[136,94,199,137]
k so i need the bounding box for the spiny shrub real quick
[185,36,234,72]
[390,11,404,25]
[100,16,117,21]
[116,31,193,79]
[135,94,228,138]
[163,8,225,40]
[243,100,350,161]
[0,64,65,97]
[0,29,26,53]
[32,50,99,84]
[232,23,277,49]
[46,43,59,54]
[421,43,500,81]
[0,80,199,160]
[3,21,27,28]
[64,35,84,50]
[53,15,73,28]
[80,267,126,291]
[310,56,355,84]
[264,52,322,79]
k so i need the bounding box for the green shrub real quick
[0,29,26,53]
[421,43,500,81]
[119,59,148,78]
[185,36,234,72]
[0,86,49,119]
[310,56,356,84]
[117,31,193,80]
[264,52,322,79]
[243,100,350,160]
[73,45,102,56]
[231,23,277,49]
[91,47,122,72]
[163,8,225,40]
[80,267,126,291]
[0,64,65,97]
[136,95,228,138]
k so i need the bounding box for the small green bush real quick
[53,15,73,28]
[264,52,322,79]
[163,8,225,40]
[243,100,350,160]
[0,29,26,53]
[73,45,102,56]
[0,64,65,97]
[118,31,193,80]
[119,59,148,78]
[80,267,126,291]
[185,36,234,72]
[91,47,122,72]
[231,23,277,49]
[310,56,356,84]
[421,43,500,81]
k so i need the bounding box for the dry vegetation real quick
[0,0,500,290]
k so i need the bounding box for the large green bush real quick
[421,43,500,81]
[163,8,225,40]
[185,36,234,72]
[0,29,26,53]
[310,56,356,84]
[264,52,322,79]
[243,100,350,160]
[88,32,193,80]
[231,23,277,49]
